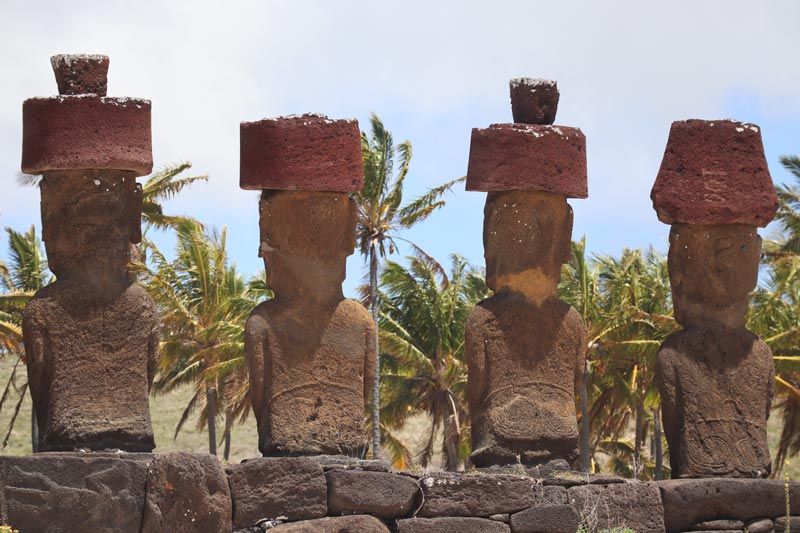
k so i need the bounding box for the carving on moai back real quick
[240,114,376,456]
[652,119,779,478]
[465,79,588,467]
[21,55,158,452]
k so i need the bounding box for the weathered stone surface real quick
[246,191,375,456]
[588,473,626,484]
[51,53,109,96]
[226,457,327,527]
[0,453,150,533]
[24,172,158,452]
[745,518,774,533]
[510,504,579,533]
[769,516,800,532]
[651,119,778,226]
[658,479,800,532]
[466,123,587,196]
[313,454,390,472]
[270,515,390,532]
[510,78,559,125]
[467,191,585,467]
[418,472,566,517]
[397,517,511,533]
[691,519,745,530]
[326,469,419,518]
[657,224,773,478]
[569,482,665,533]
[240,113,362,191]
[141,452,232,533]
[490,513,510,522]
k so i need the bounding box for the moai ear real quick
[347,196,358,250]
[130,182,144,245]
[561,203,574,264]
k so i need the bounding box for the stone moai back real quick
[465,79,588,467]
[652,119,779,478]
[21,55,159,452]
[240,113,376,457]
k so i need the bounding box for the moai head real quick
[241,113,363,299]
[467,78,587,300]
[22,53,152,284]
[652,119,779,329]
[483,190,573,296]
[259,190,357,299]
[41,172,143,281]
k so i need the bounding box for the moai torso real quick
[20,56,157,452]
[657,329,773,477]
[24,282,158,451]
[467,295,585,465]
[239,116,373,457]
[246,298,374,455]
[464,79,588,467]
[651,121,780,478]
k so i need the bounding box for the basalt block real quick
[326,469,420,519]
[240,113,362,191]
[658,479,800,532]
[0,452,151,533]
[510,78,560,125]
[568,482,666,533]
[226,457,327,528]
[417,472,567,517]
[270,515,390,532]
[509,504,580,533]
[141,452,232,533]
[466,123,587,196]
[397,517,511,533]
[651,119,778,226]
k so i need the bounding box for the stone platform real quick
[1,453,798,532]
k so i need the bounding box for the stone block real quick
[0,452,150,533]
[226,457,327,528]
[569,482,665,533]
[510,504,580,533]
[651,119,778,226]
[417,472,566,517]
[326,469,419,519]
[397,517,511,532]
[141,452,232,533]
[240,113,362,191]
[270,515,389,532]
[466,123,587,196]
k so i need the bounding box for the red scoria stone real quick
[240,113,363,191]
[651,119,778,226]
[22,96,153,176]
[51,54,109,96]
[466,123,587,197]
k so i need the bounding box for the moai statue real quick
[21,55,158,452]
[652,119,780,478]
[240,113,376,457]
[466,79,588,467]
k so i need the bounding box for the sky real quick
[1,0,799,297]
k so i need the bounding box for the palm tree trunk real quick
[579,360,590,471]
[31,405,38,453]
[223,410,232,461]
[442,402,460,472]
[369,244,381,460]
[634,400,644,476]
[206,384,217,456]
[653,407,663,480]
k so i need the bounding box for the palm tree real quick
[560,242,675,478]
[750,154,800,471]
[0,227,51,450]
[367,252,488,469]
[136,220,261,457]
[356,113,465,458]
[140,162,209,232]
